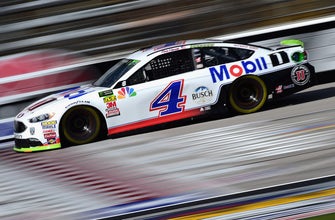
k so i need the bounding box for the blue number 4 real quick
[150,80,186,116]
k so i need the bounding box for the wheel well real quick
[59,105,107,146]
[217,75,262,104]
[218,75,268,111]
[226,75,267,93]
[218,84,229,106]
[90,106,108,138]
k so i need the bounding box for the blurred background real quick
[1,0,335,58]
[1,0,335,110]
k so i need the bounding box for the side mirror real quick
[122,80,127,87]
[114,80,126,89]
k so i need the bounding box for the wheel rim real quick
[62,106,101,145]
[234,82,261,108]
[229,76,267,113]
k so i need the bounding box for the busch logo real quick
[192,86,213,104]
[209,57,268,83]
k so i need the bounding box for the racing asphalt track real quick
[0,80,334,219]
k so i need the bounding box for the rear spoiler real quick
[267,39,304,51]
[277,39,304,49]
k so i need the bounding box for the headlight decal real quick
[29,112,55,123]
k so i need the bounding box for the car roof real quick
[127,39,228,60]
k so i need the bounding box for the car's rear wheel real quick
[228,75,267,114]
[60,106,102,146]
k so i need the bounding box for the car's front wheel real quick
[60,106,102,146]
[228,75,267,114]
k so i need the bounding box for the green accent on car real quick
[291,51,306,62]
[13,143,61,153]
[131,59,140,64]
[280,39,304,47]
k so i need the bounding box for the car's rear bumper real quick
[262,63,316,98]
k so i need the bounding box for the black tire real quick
[228,75,267,114]
[60,106,102,146]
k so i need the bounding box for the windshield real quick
[93,59,139,87]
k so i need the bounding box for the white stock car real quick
[14,39,315,152]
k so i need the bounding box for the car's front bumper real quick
[13,117,62,152]
[14,138,61,152]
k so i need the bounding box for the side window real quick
[127,68,148,85]
[144,49,194,81]
[231,47,254,60]
[194,47,254,68]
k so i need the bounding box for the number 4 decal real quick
[150,80,186,117]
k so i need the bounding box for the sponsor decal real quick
[233,44,258,50]
[44,132,56,139]
[41,120,57,126]
[105,101,120,118]
[275,85,283,94]
[106,101,117,109]
[117,87,137,99]
[47,138,56,144]
[106,109,120,118]
[62,86,95,100]
[276,83,295,94]
[30,127,35,135]
[283,84,295,89]
[43,129,55,134]
[41,120,57,129]
[192,86,214,104]
[41,126,56,131]
[152,41,186,51]
[161,46,185,54]
[209,57,268,83]
[65,100,90,109]
[103,95,117,103]
[190,43,214,48]
[99,89,114,97]
[200,106,211,112]
[291,65,310,86]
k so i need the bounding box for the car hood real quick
[24,84,106,113]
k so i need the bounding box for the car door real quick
[106,48,212,134]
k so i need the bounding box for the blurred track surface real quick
[0,81,334,219]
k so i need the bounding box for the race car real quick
[13,39,315,152]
